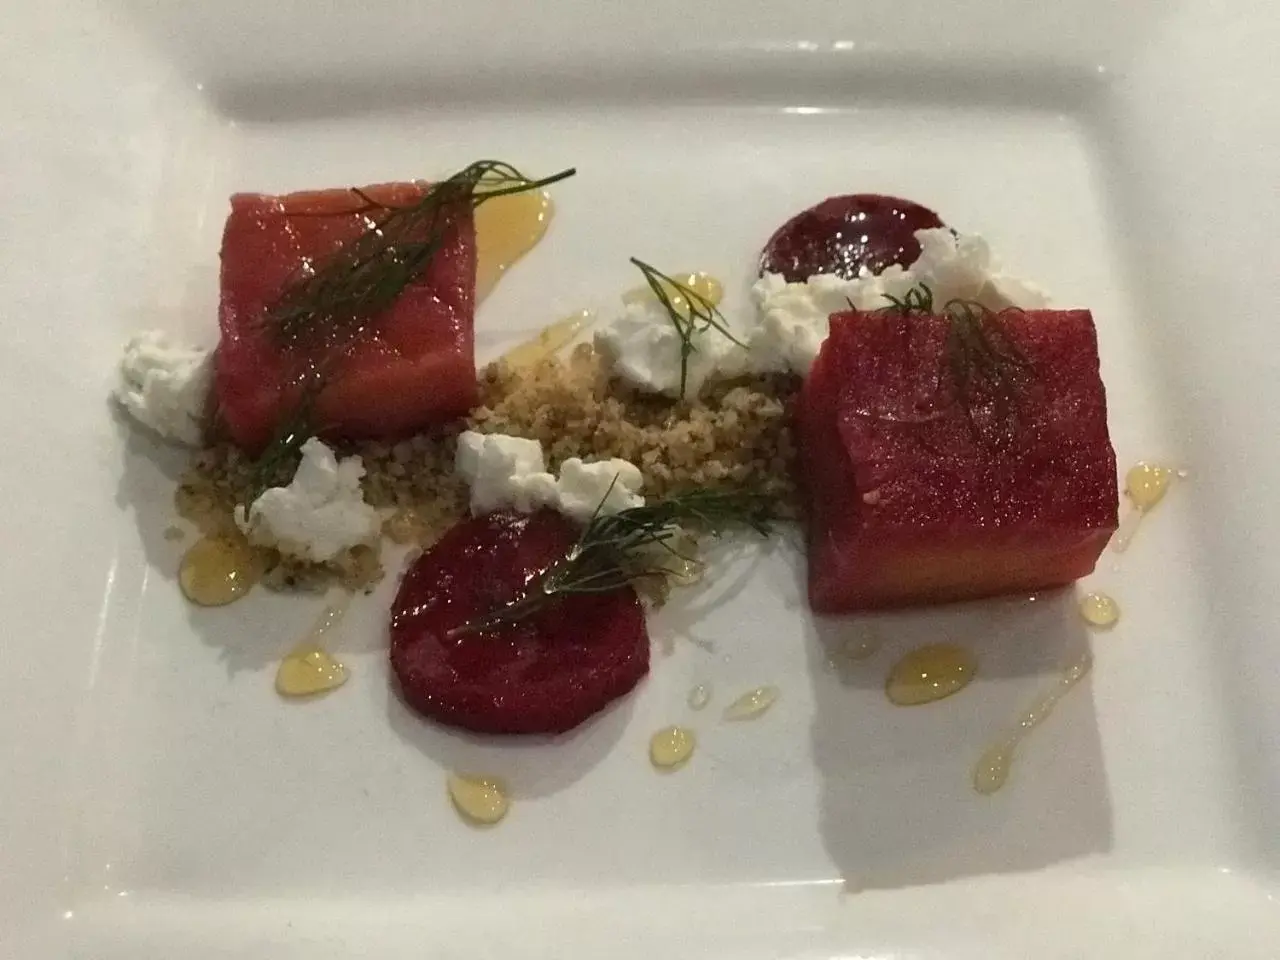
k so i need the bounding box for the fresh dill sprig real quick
[269,160,576,346]
[449,488,779,638]
[881,283,1032,438]
[244,367,326,503]
[628,258,744,399]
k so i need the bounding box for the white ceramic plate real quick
[5,1,1280,956]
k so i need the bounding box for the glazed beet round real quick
[759,193,945,282]
[389,510,649,735]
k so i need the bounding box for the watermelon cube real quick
[798,307,1118,611]
[215,182,477,453]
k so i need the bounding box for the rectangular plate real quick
[4,1,1280,956]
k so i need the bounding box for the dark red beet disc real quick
[759,193,945,282]
[389,510,649,735]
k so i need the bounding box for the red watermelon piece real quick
[799,307,1118,611]
[215,182,477,453]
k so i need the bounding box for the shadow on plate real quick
[383,673,633,800]
[804,583,1114,891]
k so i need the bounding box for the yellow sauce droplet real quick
[973,653,1093,795]
[474,189,553,302]
[1079,592,1120,630]
[687,683,712,710]
[447,774,510,825]
[649,726,696,769]
[623,271,724,317]
[1112,461,1179,553]
[723,685,780,721]
[179,535,260,606]
[276,645,347,697]
[499,309,596,368]
[885,643,976,706]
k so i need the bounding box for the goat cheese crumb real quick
[747,228,1050,376]
[455,431,558,515]
[113,330,212,445]
[555,457,645,523]
[593,299,733,398]
[234,438,379,563]
[455,431,645,521]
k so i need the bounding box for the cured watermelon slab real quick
[215,182,477,453]
[799,307,1118,611]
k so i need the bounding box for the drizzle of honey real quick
[1079,592,1120,630]
[498,309,596,368]
[649,726,696,769]
[178,535,261,606]
[623,271,725,316]
[276,597,352,698]
[723,685,780,721]
[973,653,1093,795]
[474,190,554,302]
[447,774,510,825]
[885,643,976,706]
[1112,461,1178,553]
[687,683,712,711]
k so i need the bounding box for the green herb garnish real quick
[628,258,744,399]
[882,283,1032,438]
[449,488,779,637]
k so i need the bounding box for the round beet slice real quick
[390,510,649,735]
[759,193,945,282]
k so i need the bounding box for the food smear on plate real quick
[447,774,510,825]
[723,684,780,720]
[798,293,1119,611]
[649,725,696,769]
[972,651,1093,795]
[473,187,556,301]
[687,683,712,710]
[1111,460,1180,553]
[884,643,977,706]
[1078,591,1120,630]
[178,533,261,606]
[498,309,597,369]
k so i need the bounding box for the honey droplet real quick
[474,189,553,302]
[649,726,696,769]
[1125,461,1174,512]
[1079,592,1120,629]
[499,309,596,368]
[687,683,712,710]
[179,535,260,606]
[972,653,1092,795]
[885,643,976,706]
[623,271,725,317]
[447,774,510,825]
[723,685,779,721]
[275,644,347,697]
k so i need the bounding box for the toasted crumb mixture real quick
[176,344,799,592]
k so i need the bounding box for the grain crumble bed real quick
[176,344,800,592]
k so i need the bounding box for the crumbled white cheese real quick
[113,330,212,445]
[234,438,379,563]
[746,228,1050,376]
[455,431,645,522]
[555,457,645,523]
[593,299,734,398]
[455,431,559,515]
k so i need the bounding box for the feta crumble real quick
[455,431,645,521]
[593,299,733,398]
[235,438,380,563]
[746,228,1050,376]
[555,457,645,523]
[113,330,212,445]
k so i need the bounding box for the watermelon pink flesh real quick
[798,308,1118,612]
[215,182,477,453]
